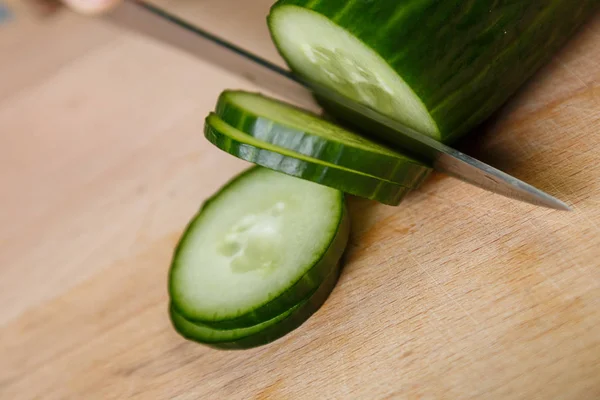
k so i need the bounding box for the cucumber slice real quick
[215,90,432,187]
[170,263,340,350]
[268,1,597,142]
[169,166,349,329]
[204,114,413,206]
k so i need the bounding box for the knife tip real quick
[547,198,573,212]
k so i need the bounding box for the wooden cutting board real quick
[1,2,599,399]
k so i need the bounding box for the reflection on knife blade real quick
[103,0,571,211]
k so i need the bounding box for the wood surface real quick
[1,1,599,399]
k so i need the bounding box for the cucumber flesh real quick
[204,114,414,206]
[170,264,340,350]
[215,90,432,187]
[169,166,349,328]
[269,1,597,142]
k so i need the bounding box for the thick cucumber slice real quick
[268,1,597,142]
[204,114,413,206]
[170,264,340,350]
[169,166,349,329]
[215,90,432,187]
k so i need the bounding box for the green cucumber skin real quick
[170,266,341,350]
[170,166,350,329]
[215,91,432,188]
[269,0,598,142]
[204,121,412,206]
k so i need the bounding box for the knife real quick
[103,0,571,211]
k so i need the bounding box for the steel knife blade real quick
[103,0,571,211]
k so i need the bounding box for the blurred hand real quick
[61,0,121,15]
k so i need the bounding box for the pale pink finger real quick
[61,0,121,15]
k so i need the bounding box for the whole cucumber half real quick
[268,0,597,143]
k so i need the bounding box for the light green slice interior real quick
[171,166,342,320]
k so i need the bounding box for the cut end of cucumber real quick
[268,5,439,139]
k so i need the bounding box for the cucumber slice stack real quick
[169,167,349,349]
[205,90,432,206]
[205,115,410,206]
[216,90,430,186]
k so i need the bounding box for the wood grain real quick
[1,2,599,399]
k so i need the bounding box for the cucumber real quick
[204,114,414,206]
[215,90,432,187]
[170,263,340,350]
[169,166,349,329]
[268,1,597,142]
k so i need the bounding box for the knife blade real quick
[104,0,571,211]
